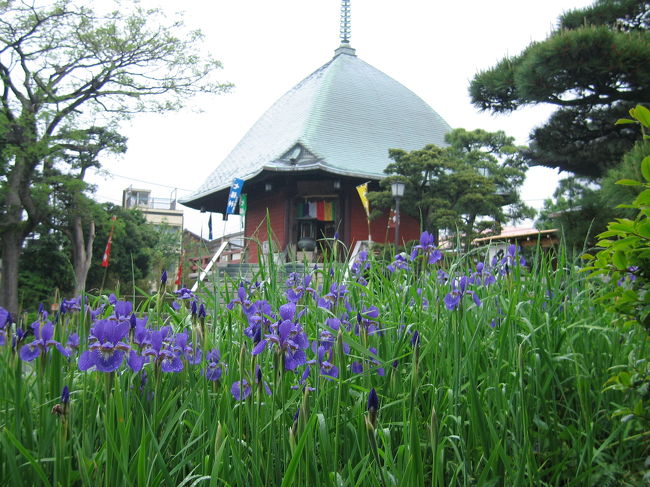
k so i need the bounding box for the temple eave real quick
[181,163,383,212]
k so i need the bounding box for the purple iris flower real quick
[127,350,147,372]
[292,365,312,390]
[325,317,341,331]
[175,287,194,300]
[387,253,411,273]
[231,379,251,401]
[171,331,193,358]
[318,347,339,380]
[367,388,379,427]
[356,306,381,335]
[255,366,272,396]
[60,297,81,314]
[61,385,70,405]
[368,388,379,413]
[0,307,12,328]
[171,332,202,365]
[227,285,251,311]
[143,329,183,372]
[369,347,385,376]
[252,302,309,371]
[131,317,150,348]
[204,349,224,381]
[19,321,69,361]
[62,333,80,356]
[243,300,274,341]
[113,300,133,321]
[311,330,335,354]
[78,319,130,372]
[0,307,12,346]
[351,347,384,376]
[437,269,449,284]
[411,330,420,347]
[351,250,371,277]
[161,270,168,285]
[351,361,363,374]
[617,266,639,286]
[501,244,526,270]
[470,262,496,286]
[87,304,105,320]
[410,231,443,264]
[444,275,482,311]
[317,283,348,310]
[286,274,316,303]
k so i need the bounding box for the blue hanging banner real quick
[225,178,245,217]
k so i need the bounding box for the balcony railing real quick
[125,197,179,211]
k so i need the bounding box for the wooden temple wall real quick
[244,190,288,263]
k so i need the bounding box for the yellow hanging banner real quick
[356,183,370,218]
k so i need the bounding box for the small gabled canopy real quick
[182,44,451,210]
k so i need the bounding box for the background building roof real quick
[183,45,451,206]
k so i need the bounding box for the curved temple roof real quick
[183,44,451,207]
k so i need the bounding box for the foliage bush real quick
[582,104,650,472]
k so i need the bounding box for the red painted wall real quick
[348,192,420,249]
[244,190,288,263]
[244,185,421,262]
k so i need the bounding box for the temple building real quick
[181,1,451,262]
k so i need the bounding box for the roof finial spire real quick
[340,0,351,45]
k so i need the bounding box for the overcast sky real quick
[88,0,595,238]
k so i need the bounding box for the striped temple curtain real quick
[295,199,336,221]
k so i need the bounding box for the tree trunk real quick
[0,228,23,315]
[464,215,477,253]
[71,217,95,296]
[1,153,37,315]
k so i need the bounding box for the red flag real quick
[101,234,113,268]
[175,253,184,285]
[101,216,117,268]
[387,208,397,229]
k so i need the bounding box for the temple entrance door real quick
[292,197,341,261]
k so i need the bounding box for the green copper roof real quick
[183,46,451,205]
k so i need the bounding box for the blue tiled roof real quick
[183,45,451,204]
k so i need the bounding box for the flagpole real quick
[99,216,116,291]
[100,265,108,292]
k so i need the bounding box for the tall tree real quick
[85,203,160,294]
[18,228,75,310]
[43,126,127,295]
[0,0,231,313]
[469,0,650,178]
[368,128,534,250]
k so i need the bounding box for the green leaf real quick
[615,118,636,125]
[633,189,650,207]
[2,428,52,487]
[631,105,650,128]
[642,156,650,182]
[281,414,317,487]
[638,222,650,239]
[609,220,635,233]
[612,250,627,270]
[616,179,642,186]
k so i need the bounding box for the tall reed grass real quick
[1,237,647,486]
